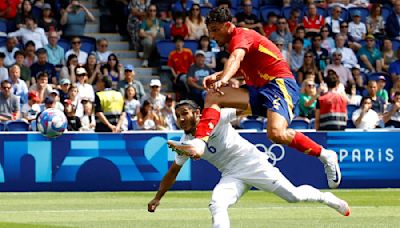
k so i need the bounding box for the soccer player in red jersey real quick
[168,7,341,189]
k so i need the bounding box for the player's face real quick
[207,22,230,46]
[175,106,199,134]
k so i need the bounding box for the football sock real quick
[288,131,322,156]
[195,107,221,142]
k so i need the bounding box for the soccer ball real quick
[37,108,68,138]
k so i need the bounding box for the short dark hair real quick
[36,48,47,56]
[312,33,323,41]
[394,91,400,97]
[14,50,25,58]
[216,0,231,8]
[325,71,339,89]
[173,36,184,43]
[1,80,11,87]
[205,7,232,25]
[293,37,304,45]
[360,96,372,105]
[175,100,200,111]
[36,71,49,79]
[99,76,112,89]
[0,52,5,59]
[25,40,36,48]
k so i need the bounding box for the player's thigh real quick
[205,87,249,110]
[210,176,250,207]
[241,166,287,193]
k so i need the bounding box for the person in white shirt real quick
[331,34,358,69]
[348,10,367,41]
[0,37,19,67]
[325,6,343,34]
[352,96,380,129]
[140,79,166,112]
[65,37,88,64]
[0,53,9,82]
[95,38,112,65]
[8,17,48,50]
[148,100,350,227]
[9,65,29,106]
[75,66,95,103]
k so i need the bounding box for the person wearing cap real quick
[29,72,53,103]
[167,36,194,82]
[44,31,65,67]
[21,91,41,122]
[187,49,214,108]
[42,96,56,110]
[348,10,366,42]
[49,89,64,111]
[30,48,57,84]
[94,76,125,132]
[0,53,9,83]
[140,79,166,113]
[357,34,383,73]
[376,75,389,104]
[0,37,19,67]
[118,64,145,101]
[58,78,71,102]
[8,16,48,49]
[325,50,354,87]
[331,34,358,69]
[9,65,29,107]
[0,80,20,122]
[75,65,95,103]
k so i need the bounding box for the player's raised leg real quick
[209,176,250,228]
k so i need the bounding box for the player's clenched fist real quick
[203,72,222,89]
[148,198,160,212]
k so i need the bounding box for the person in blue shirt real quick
[357,34,382,73]
[389,49,400,84]
[30,48,57,85]
[44,31,65,67]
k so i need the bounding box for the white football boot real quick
[319,149,342,189]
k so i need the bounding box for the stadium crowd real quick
[0,0,400,132]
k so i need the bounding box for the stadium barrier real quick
[0,130,399,191]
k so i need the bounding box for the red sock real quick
[195,108,220,141]
[288,131,322,156]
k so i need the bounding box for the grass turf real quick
[0,189,398,227]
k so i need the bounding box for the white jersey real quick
[175,108,270,175]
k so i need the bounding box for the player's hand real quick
[210,79,229,95]
[148,198,160,212]
[202,72,221,89]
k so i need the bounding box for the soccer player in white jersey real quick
[148,100,350,227]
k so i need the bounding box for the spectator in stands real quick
[75,65,95,102]
[297,51,323,84]
[331,34,358,69]
[101,53,123,85]
[60,0,95,37]
[42,95,56,109]
[365,80,385,114]
[15,0,37,29]
[0,0,19,20]
[95,38,112,65]
[348,10,367,42]
[108,0,129,40]
[49,89,64,111]
[311,33,329,72]
[389,48,400,83]
[298,78,318,119]
[303,3,325,36]
[58,78,71,102]
[9,65,28,106]
[29,72,52,103]
[352,96,380,129]
[294,26,311,50]
[118,64,145,101]
[315,72,347,130]
[68,84,79,105]
[159,94,177,130]
[94,76,125,132]
[385,0,400,40]
[8,16,48,50]
[79,98,96,131]
[173,0,194,14]
[262,12,278,38]
[85,53,101,86]
[14,51,31,87]
[351,66,366,95]
[137,99,163,130]
[65,36,88,65]
[290,38,305,73]
[338,21,361,51]
[287,9,301,34]
[139,4,165,67]
[346,82,362,106]
[198,35,216,69]
[382,38,398,72]
[185,3,208,40]
[236,0,265,36]
[141,79,166,113]
[127,0,151,51]
[38,4,60,35]
[64,99,82,131]
[30,48,57,85]
[60,54,78,82]
[167,36,194,83]
[23,41,37,68]
[383,91,400,127]
[0,80,20,122]
[376,75,389,104]
[325,5,343,35]
[357,34,382,73]
[0,37,19,67]
[44,31,65,67]
[21,91,41,122]
[171,12,189,40]
[320,26,335,54]
[366,3,385,39]
[272,38,289,64]
[124,85,140,119]
[269,17,292,52]
[187,50,213,108]
[215,43,229,72]
[325,50,354,87]
[0,53,8,82]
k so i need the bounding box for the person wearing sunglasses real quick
[0,80,20,122]
[65,36,88,65]
[324,5,343,35]
[186,3,208,40]
[325,50,354,87]
[299,78,319,119]
[235,0,265,36]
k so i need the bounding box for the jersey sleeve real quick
[229,29,253,54]
[219,108,237,125]
[175,154,189,166]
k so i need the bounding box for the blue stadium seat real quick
[392,39,400,52]
[30,120,37,131]
[326,7,348,21]
[347,104,359,120]
[200,6,212,17]
[79,36,96,53]
[31,6,42,19]
[163,20,172,40]
[58,38,71,53]
[282,7,303,22]
[156,39,199,64]
[240,0,259,9]
[0,19,7,33]
[0,122,5,131]
[381,6,392,21]
[348,7,369,23]
[289,119,310,129]
[0,36,6,47]
[231,0,240,8]
[309,118,315,129]
[346,119,356,129]
[208,0,217,7]
[7,120,30,131]
[260,6,281,21]
[303,6,327,17]
[240,118,265,130]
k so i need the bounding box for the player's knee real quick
[268,128,287,144]
[209,200,228,213]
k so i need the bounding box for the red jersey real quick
[262,24,277,38]
[0,0,19,19]
[303,15,325,31]
[228,27,293,87]
[167,48,194,75]
[171,24,189,39]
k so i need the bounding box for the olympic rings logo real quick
[255,144,285,166]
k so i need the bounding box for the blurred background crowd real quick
[0,0,400,132]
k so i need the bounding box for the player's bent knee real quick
[268,128,287,144]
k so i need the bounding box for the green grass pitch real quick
[0,189,398,227]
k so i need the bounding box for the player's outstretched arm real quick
[148,162,182,212]
[215,48,246,89]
